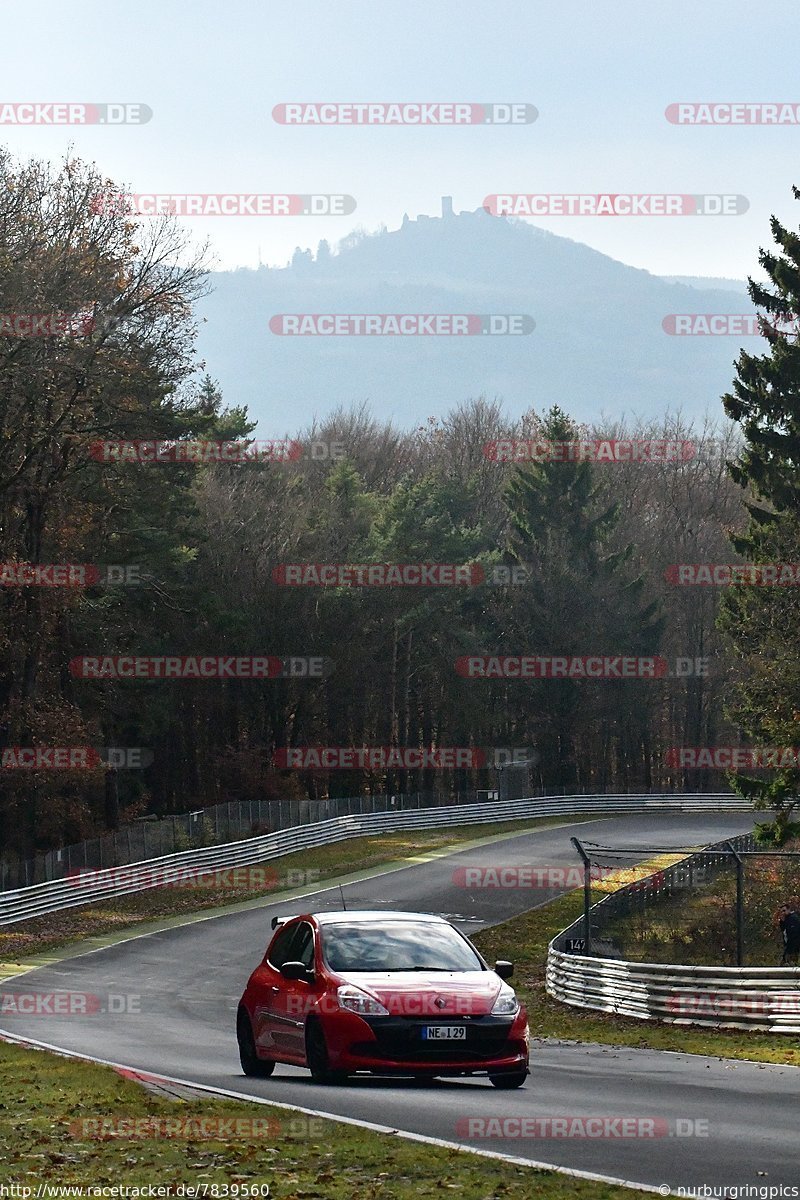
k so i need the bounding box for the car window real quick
[291,922,315,969]
[321,921,484,972]
[267,923,301,968]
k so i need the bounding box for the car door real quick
[267,921,317,1061]
[252,922,301,1058]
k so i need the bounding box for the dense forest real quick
[3,150,799,860]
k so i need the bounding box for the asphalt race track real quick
[3,812,797,1192]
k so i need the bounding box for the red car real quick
[236,910,529,1088]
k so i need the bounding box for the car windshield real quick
[321,921,485,972]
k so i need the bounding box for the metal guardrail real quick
[0,790,481,891]
[546,832,800,1034]
[0,792,745,928]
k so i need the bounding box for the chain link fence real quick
[568,833,800,967]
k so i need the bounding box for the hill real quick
[194,202,757,432]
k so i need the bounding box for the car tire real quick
[305,1018,348,1085]
[488,1070,528,1089]
[237,1008,275,1077]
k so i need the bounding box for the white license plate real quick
[422,1025,466,1040]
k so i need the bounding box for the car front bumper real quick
[322,1009,530,1075]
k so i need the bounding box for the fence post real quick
[571,836,592,955]
[726,841,744,968]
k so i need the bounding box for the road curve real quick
[3,811,796,1192]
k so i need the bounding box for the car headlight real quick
[491,983,520,1015]
[337,984,389,1016]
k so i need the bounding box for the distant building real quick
[402,198,458,227]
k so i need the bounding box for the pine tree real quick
[720,187,800,842]
[723,186,800,515]
[499,407,665,789]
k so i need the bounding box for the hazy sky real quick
[2,0,799,277]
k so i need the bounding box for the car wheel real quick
[489,1070,528,1089]
[237,1008,275,1077]
[305,1018,348,1085]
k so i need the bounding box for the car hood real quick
[334,970,504,1017]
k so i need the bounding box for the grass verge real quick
[0,1040,639,1196]
[471,893,800,1066]
[0,816,575,964]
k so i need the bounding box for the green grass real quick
[0,816,575,965]
[0,1041,639,1196]
[471,893,800,1066]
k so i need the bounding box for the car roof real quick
[312,910,449,926]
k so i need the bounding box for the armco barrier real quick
[1,790,478,890]
[0,793,746,927]
[546,832,800,1034]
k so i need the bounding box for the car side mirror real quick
[494,960,514,980]
[280,960,311,980]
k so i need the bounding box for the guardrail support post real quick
[571,836,592,954]
[726,841,744,967]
